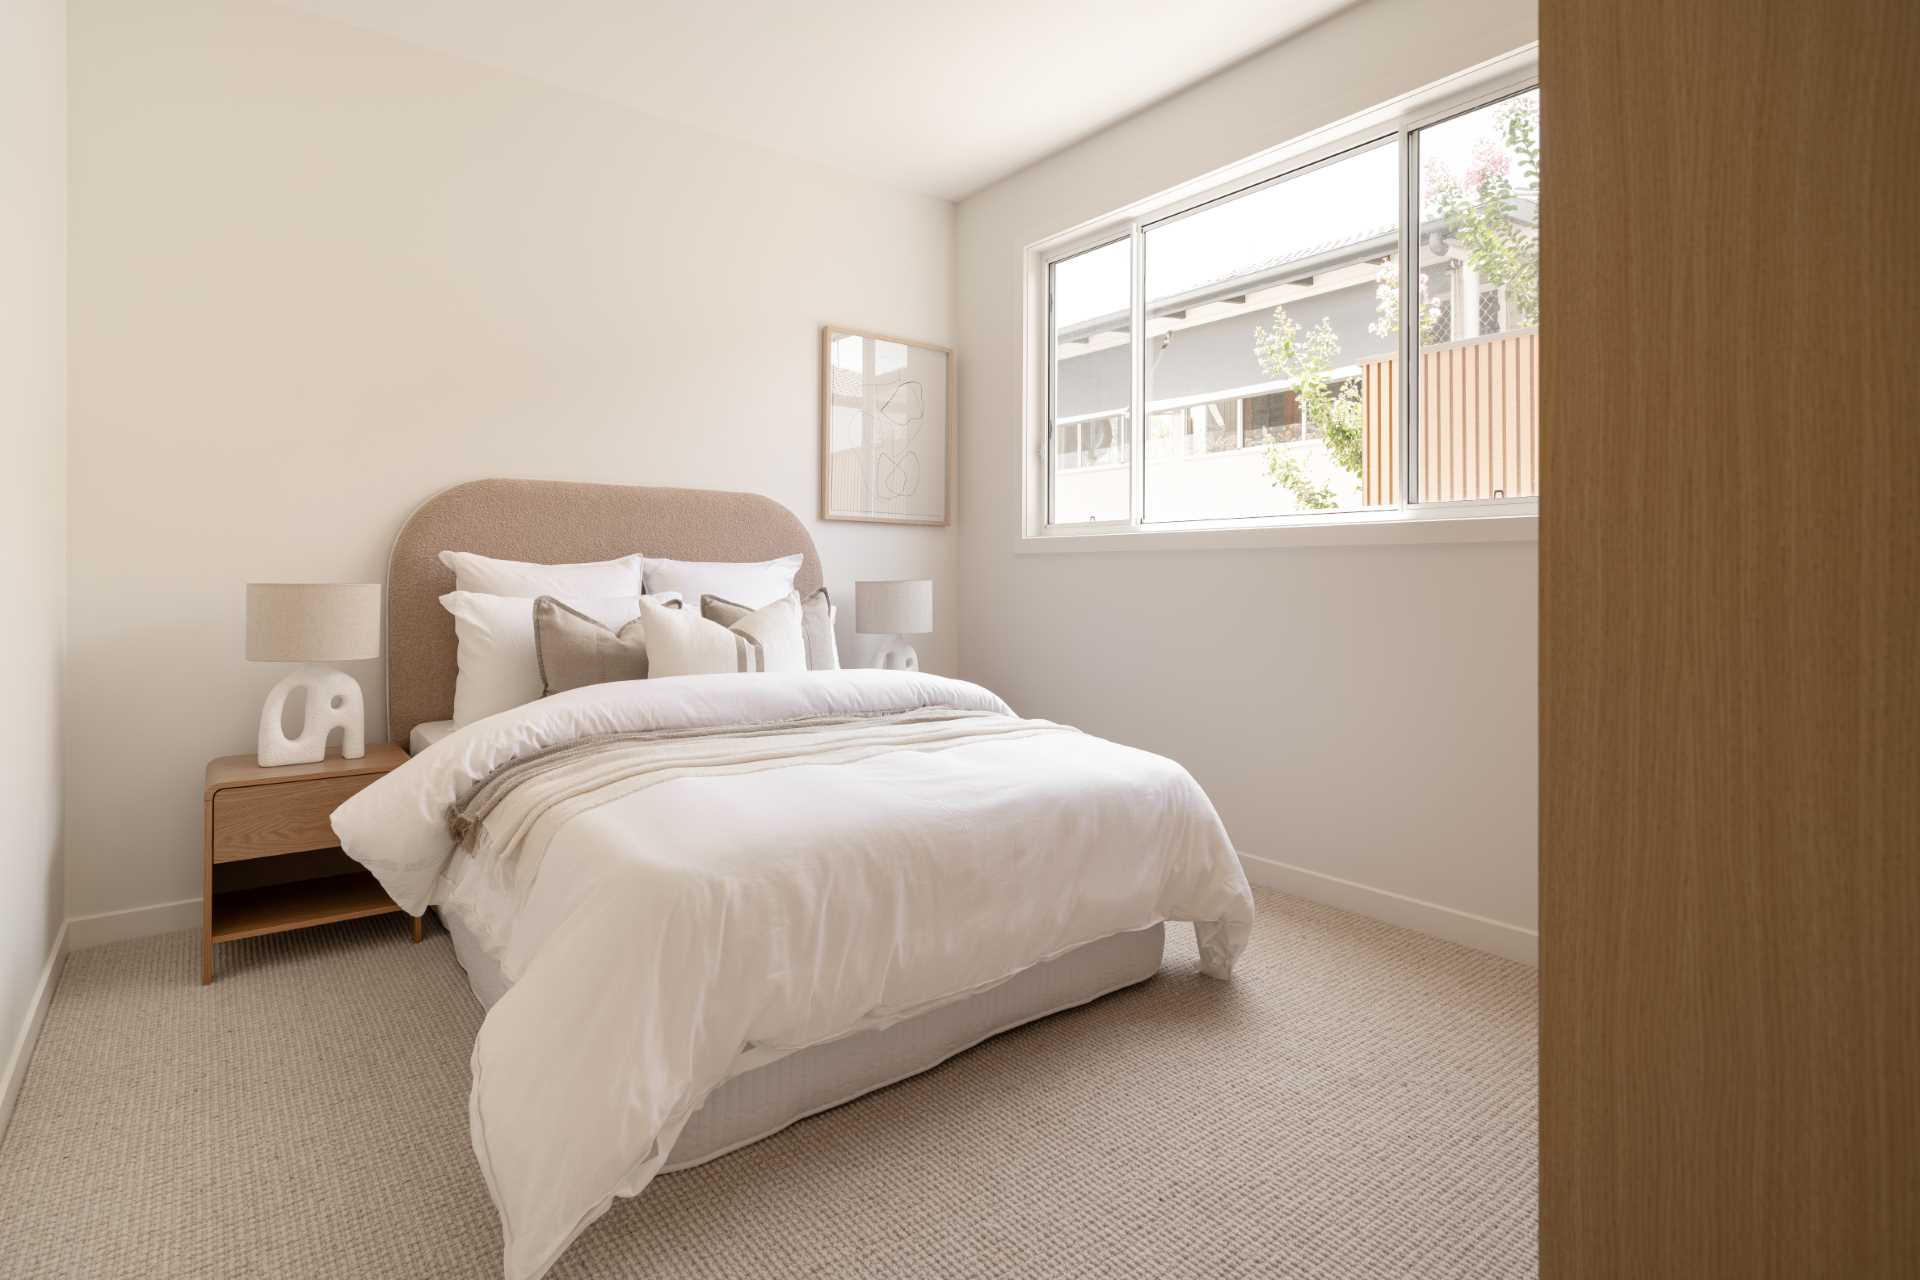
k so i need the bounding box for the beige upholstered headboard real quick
[386,479,824,746]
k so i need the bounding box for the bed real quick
[332,479,1254,1280]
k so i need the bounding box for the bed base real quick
[442,913,1166,1170]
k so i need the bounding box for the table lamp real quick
[855,579,932,671]
[246,583,382,766]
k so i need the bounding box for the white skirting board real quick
[0,922,67,1148]
[65,897,201,951]
[3,899,200,1146]
[0,899,206,1147]
[1238,851,1537,966]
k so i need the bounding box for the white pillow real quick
[639,596,759,678]
[439,549,643,598]
[440,591,656,725]
[641,554,802,610]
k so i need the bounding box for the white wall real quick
[1,0,68,1076]
[67,0,958,921]
[955,0,1540,953]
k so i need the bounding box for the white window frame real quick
[1022,47,1539,551]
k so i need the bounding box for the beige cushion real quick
[640,595,760,677]
[533,596,665,696]
[706,588,837,671]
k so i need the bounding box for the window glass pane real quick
[1050,239,1131,523]
[1142,140,1399,522]
[1415,88,1541,502]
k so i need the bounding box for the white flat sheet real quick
[407,719,459,755]
[332,670,1253,1280]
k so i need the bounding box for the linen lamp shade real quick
[854,579,932,672]
[245,583,380,766]
[854,579,933,636]
[246,584,382,663]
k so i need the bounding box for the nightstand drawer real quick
[210,774,374,863]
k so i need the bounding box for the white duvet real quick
[332,670,1253,1280]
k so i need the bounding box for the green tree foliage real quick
[1266,452,1337,511]
[1252,309,1361,512]
[1369,258,1449,345]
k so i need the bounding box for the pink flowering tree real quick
[1426,96,1540,326]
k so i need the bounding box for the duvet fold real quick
[330,670,1254,1280]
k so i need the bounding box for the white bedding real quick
[331,670,1253,1280]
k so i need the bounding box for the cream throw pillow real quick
[703,590,829,672]
[640,595,760,677]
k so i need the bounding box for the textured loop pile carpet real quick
[0,889,1536,1278]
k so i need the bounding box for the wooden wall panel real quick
[1540,1,1920,1276]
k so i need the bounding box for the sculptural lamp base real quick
[874,639,919,671]
[257,663,367,767]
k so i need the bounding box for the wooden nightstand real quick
[202,744,417,983]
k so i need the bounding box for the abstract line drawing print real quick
[874,379,925,499]
[823,327,949,524]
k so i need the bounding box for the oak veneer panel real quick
[211,773,375,862]
[202,746,416,981]
[209,870,401,943]
[203,743,408,797]
[1540,1,1920,1275]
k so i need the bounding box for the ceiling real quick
[272,0,1353,201]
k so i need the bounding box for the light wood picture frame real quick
[819,325,954,525]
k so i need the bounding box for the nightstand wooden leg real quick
[411,914,423,944]
[202,793,215,985]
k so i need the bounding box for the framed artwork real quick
[819,325,953,525]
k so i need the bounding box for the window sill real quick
[1019,506,1538,553]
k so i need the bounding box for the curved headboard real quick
[386,479,824,745]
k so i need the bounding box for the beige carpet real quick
[0,890,1536,1279]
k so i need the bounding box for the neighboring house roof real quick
[1164,219,1396,302]
[1056,192,1538,345]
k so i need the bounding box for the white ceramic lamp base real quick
[874,638,919,671]
[257,663,366,766]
